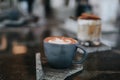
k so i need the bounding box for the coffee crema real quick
[78,13,101,20]
[44,36,77,44]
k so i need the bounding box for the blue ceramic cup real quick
[44,37,88,69]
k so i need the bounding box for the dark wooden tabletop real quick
[0,49,120,80]
[0,54,35,80]
[0,24,120,80]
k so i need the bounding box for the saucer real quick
[36,53,83,80]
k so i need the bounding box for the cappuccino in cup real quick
[44,36,87,69]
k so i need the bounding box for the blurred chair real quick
[12,41,27,55]
[0,34,7,51]
[50,0,76,20]
[76,0,92,17]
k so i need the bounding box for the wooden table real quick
[0,26,120,80]
[0,46,120,80]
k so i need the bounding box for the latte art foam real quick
[44,36,77,44]
[48,38,72,44]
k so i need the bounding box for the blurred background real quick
[0,0,120,55]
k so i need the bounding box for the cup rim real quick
[43,36,78,45]
[44,41,79,46]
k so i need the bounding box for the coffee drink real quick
[44,36,87,69]
[44,36,77,44]
[77,13,101,46]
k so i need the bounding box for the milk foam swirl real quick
[48,38,72,44]
[44,36,77,44]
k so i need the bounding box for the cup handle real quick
[73,44,88,64]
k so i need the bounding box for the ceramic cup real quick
[43,37,88,69]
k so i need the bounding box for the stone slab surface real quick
[36,53,83,80]
[78,44,112,53]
